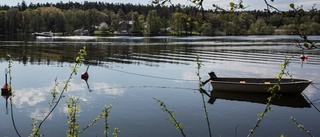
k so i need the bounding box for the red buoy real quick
[81,71,89,81]
[81,65,90,81]
[1,69,12,114]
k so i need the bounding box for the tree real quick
[146,10,160,35]
[110,13,121,32]
[6,8,21,34]
[138,15,145,33]
[198,22,212,35]
[86,9,108,34]
[21,9,32,34]
[30,9,43,32]
[131,12,141,33]
[248,18,268,34]
[238,12,254,34]
[21,0,27,11]
[64,9,77,34]
[75,10,87,30]
[39,7,64,32]
[98,22,108,34]
[170,12,184,35]
[0,11,7,34]
[117,9,125,20]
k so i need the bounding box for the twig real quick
[290,116,314,137]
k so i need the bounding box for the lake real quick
[0,35,320,137]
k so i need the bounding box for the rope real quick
[301,93,320,113]
[92,85,198,91]
[311,83,320,91]
[105,67,198,81]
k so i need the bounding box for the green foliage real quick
[146,10,161,35]
[131,12,142,33]
[30,46,87,136]
[153,98,186,137]
[78,104,113,136]
[5,54,21,137]
[196,55,212,137]
[290,116,314,137]
[67,97,80,137]
[247,56,296,137]
[1,1,319,36]
[112,128,120,137]
[29,118,41,137]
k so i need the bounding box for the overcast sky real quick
[1,0,320,11]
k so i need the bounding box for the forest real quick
[0,0,319,36]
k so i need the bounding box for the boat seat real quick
[240,81,246,84]
[264,82,271,84]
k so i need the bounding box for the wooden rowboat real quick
[206,72,312,93]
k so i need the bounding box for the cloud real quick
[10,79,125,119]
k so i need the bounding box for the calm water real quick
[0,35,320,137]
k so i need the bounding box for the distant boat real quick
[33,31,53,37]
[204,72,312,93]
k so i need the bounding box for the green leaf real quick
[304,43,309,48]
[280,134,286,137]
[289,3,295,9]
[298,9,305,13]
[229,2,235,8]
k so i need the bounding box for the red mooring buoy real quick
[300,55,309,61]
[81,65,89,81]
[81,71,89,81]
[1,69,12,114]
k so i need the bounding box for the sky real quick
[1,0,320,11]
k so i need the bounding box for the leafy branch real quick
[30,46,87,136]
[247,56,291,137]
[67,97,80,137]
[196,55,212,137]
[290,116,314,137]
[5,54,22,137]
[79,104,113,136]
[153,97,186,137]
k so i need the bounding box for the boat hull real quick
[33,32,53,37]
[208,90,311,108]
[210,77,312,93]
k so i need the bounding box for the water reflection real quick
[11,79,124,118]
[1,36,320,68]
[207,90,311,108]
[0,35,319,136]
